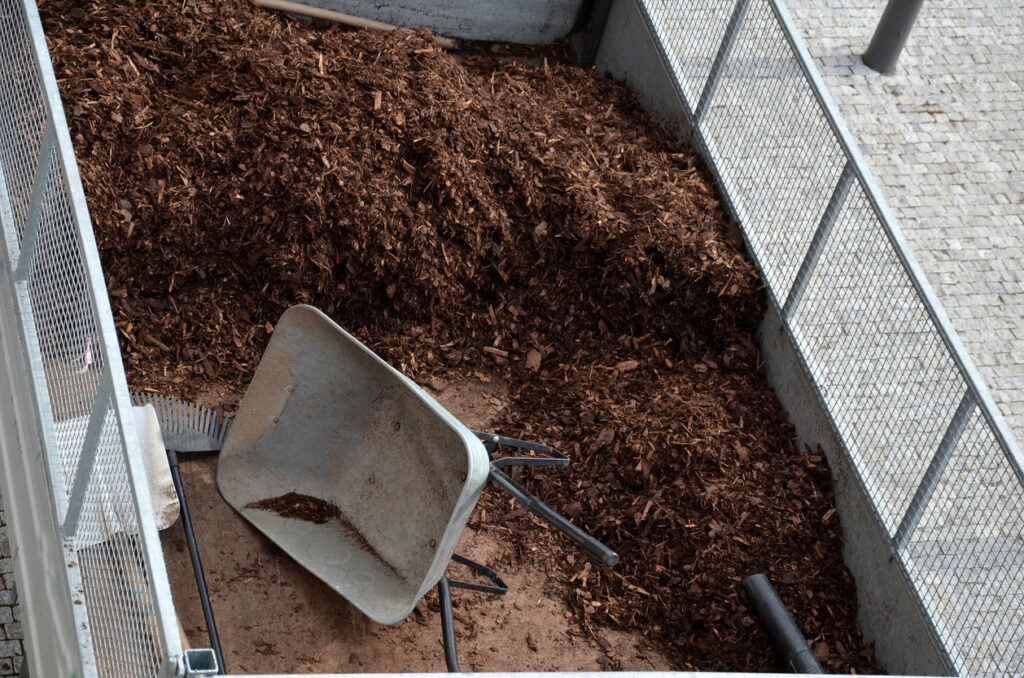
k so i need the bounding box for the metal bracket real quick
[891,390,976,555]
[784,160,855,317]
[694,0,752,122]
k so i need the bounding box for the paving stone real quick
[0,494,20,671]
[784,0,1024,441]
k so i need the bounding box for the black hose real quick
[167,449,226,674]
[742,574,823,674]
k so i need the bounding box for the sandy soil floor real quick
[161,378,673,673]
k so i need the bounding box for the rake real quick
[131,393,231,453]
[131,393,231,673]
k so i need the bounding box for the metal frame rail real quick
[0,0,182,675]
[634,0,1024,675]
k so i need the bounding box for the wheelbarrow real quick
[215,305,616,665]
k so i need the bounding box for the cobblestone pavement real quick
[0,500,22,676]
[785,0,1024,444]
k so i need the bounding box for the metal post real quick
[891,389,975,554]
[862,0,925,73]
[784,160,855,317]
[15,122,55,282]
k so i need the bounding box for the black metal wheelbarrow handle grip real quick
[489,467,619,567]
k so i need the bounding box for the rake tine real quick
[131,393,230,454]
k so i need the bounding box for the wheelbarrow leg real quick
[437,553,509,672]
[437,576,460,673]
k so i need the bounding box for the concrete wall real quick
[594,1,949,673]
[291,0,583,43]
[592,0,692,142]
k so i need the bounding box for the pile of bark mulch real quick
[42,0,882,672]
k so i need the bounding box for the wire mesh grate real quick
[0,0,175,674]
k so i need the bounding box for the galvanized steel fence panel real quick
[637,0,1024,675]
[0,0,180,675]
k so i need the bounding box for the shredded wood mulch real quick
[42,0,883,672]
[245,492,342,524]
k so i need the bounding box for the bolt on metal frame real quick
[636,0,1024,674]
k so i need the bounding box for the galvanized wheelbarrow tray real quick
[217,305,493,624]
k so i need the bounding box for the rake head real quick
[131,393,231,453]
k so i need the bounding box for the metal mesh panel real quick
[904,409,1024,675]
[638,0,1024,674]
[0,0,176,674]
[789,178,964,534]
[0,0,46,220]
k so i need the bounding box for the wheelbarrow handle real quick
[473,431,563,457]
[489,467,619,567]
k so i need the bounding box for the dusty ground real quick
[164,379,673,673]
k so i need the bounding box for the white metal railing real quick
[0,0,181,675]
[636,0,1024,674]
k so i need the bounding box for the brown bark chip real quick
[245,492,341,524]
[42,0,884,672]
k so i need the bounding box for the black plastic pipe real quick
[742,574,823,674]
[167,449,226,674]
